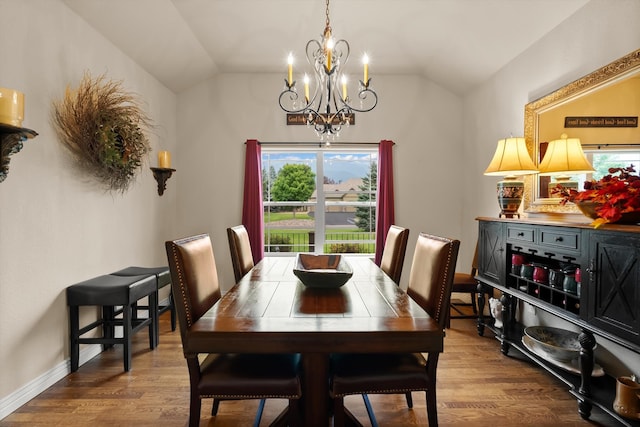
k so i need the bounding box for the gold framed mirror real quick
[523,49,640,214]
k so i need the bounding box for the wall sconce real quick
[538,133,594,197]
[0,124,37,183]
[0,88,37,183]
[151,150,175,196]
[484,137,538,217]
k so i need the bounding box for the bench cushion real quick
[67,274,156,306]
[111,266,171,288]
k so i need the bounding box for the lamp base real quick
[499,211,520,219]
[497,179,524,218]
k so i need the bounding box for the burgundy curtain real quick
[374,140,395,265]
[242,139,264,263]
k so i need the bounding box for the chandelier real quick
[278,0,378,141]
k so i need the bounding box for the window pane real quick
[323,152,376,254]
[262,147,377,255]
[587,149,640,180]
[552,149,640,194]
[263,151,316,254]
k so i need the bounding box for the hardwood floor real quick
[0,311,619,426]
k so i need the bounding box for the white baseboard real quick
[0,297,171,420]
[0,344,102,420]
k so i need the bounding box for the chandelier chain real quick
[325,0,331,30]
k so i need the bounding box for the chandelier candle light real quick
[278,0,378,141]
[484,137,539,217]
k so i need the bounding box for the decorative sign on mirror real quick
[523,49,640,214]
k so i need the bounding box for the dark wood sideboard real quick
[475,217,640,427]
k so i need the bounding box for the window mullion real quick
[314,151,325,254]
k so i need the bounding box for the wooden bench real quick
[111,266,176,347]
[66,274,157,372]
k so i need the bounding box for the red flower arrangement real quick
[557,165,640,228]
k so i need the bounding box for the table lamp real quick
[538,133,594,197]
[484,137,538,217]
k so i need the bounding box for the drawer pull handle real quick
[555,236,564,242]
[517,232,524,237]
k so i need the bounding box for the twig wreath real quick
[52,72,152,192]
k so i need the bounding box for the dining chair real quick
[330,232,460,427]
[448,241,479,328]
[227,225,255,283]
[378,224,410,284]
[165,234,301,427]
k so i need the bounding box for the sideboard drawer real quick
[539,228,580,253]
[507,225,535,243]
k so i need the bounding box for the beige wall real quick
[175,72,465,294]
[3,0,640,419]
[0,0,177,412]
[464,0,640,377]
[0,0,465,415]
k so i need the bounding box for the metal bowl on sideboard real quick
[523,326,583,362]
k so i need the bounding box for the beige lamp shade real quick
[538,133,594,176]
[484,137,538,176]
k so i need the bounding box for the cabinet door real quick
[587,232,640,346]
[478,221,505,286]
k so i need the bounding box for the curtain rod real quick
[246,141,394,146]
[581,143,640,148]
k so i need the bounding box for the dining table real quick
[183,255,444,427]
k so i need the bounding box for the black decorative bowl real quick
[293,254,353,289]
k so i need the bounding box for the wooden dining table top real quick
[185,255,443,355]
[184,255,443,427]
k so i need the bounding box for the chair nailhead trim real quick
[201,393,301,399]
[332,387,424,398]
[169,244,193,327]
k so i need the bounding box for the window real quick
[262,147,377,255]
[553,148,640,191]
[586,148,640,180]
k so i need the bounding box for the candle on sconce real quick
[158,150,171,169]
[341,75,348,100]
[363,54,369,83]
[304,74,310,103]
[287,53,293,86]
[0,87,25,127]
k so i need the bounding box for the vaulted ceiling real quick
[62,0,589,94]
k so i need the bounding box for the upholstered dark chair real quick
[378,225,410,284]
[227,225,255,283]
[330,232,460,427]
[448,242,479,328]
[165,234,301,427]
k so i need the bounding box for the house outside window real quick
[262,147,378,255]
